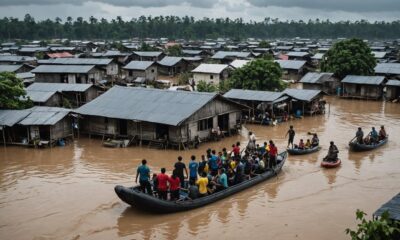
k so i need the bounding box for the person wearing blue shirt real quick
[188,155,199,185]
[135,159,152,195]
[218,168,228,189]
[370,127,379,143]
[208,150,219,176]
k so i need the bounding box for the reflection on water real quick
[1,97,400,240]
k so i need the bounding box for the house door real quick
[119,119,127,135]
[218,114,229,131]
[155,124,169,140]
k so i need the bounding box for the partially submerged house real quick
[275,60,307,81]
[0,107,73,147]
[341,75,386,100]
[282,89,325,116]
[223,89,290,123]
[122,61,157,83]
[25,82,99,107]
[32,65,103,84]
[385,80,400,101]
[76,86,245,148]
[192,64,230,85]
[300,72,338,94]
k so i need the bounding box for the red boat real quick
[321,158,341,168]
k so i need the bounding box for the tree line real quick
[1,15,400,41]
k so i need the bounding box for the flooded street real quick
[1,96,399,240]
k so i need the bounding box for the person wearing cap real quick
[323,141,339,162]
[379,126,387,141]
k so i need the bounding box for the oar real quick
[348,136,357,144]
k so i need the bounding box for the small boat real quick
[321,159,341,168]
[114,151,287,213]
[349,137,388,152]
[287,145,321,155]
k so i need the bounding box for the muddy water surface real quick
[1,97,400,240]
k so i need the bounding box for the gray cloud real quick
[0,0,218,8]
[248,0,400,12]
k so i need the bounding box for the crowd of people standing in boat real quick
[135,134,282,201]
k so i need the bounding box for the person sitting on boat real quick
[305,139,311,149]
[218,168,229,190]
[295,139,305,150]
[135,159,152,196]
[168,170,180,201]
[234,158,245,184]
[188,184,199,200]
[258,157,266,173]
[156,168,169,200]
[311,134,319,147]
[196,172,209,197]
[355,127,364,144]
[369,127,379,144]
[379,126,387,140]
[323,141,339,162]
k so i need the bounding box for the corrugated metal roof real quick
[374,192,400,221]
[19,47,49,53]
[43,58,112,65]
[0,64,23,72]
[283,89,322,102]
[19,110,69,125]
[50,47,76,51]
[224,89,284,102]
[286,51,309,57]
[341,75,385,85]
[375,63,400,75]
[26,82,93,92]
[157,56,182,67]
[312,53,324,60]
[372,51,387,59]
[31,65,95,74]
[46,52,74,58]
[0,110,31,127]
[24,90,57,103]
[16,71,35,79]
[275,60,306,70]
[182,50,203,55]
[76,86,220,126]
[123,61,154,70]
[300,72,333,84]
[192,64,229,74]
[229,60,251,69]
[133,51,163,57]
[0,55,36,63]
[211,51,251,59]
[386,80,400,87]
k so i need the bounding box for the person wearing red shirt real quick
[268,140,278,169]
[157,168,169,200]
[232,142,240,158]
[168,170,181,201]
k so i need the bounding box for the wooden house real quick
[157,56,201,76]
[131,51,165,61]
[122,61,158,83]
[18,47,49,57]
[192,64,230,85]
[282,89,325,116]
[375,63,400,79]
[385,80,400,101]
[24,83,99,107]
[300,72,338,94]
[211,51,252,64]
[0,55,37,65]
[341,75,386,100]
[32,65,104,85]
[275,60,307,81]
[76,86,246,148]
[0,64,34,74]
[0,107,73,147]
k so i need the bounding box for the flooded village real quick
[1,6,400,240]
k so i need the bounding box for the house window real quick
[210,75,214,80]
[198,117,213,131]
[129,70,133,77]
[151,69,155,73]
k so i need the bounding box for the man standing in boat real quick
[286,125,295,148]
[356,127,364,144]
[174,156,188,188]
[135,159,152,195]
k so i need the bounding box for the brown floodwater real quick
[1,96,399,240]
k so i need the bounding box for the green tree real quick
[140,42,157,51]
[196,80,218,92]
[0,72,32,109]
[228,58,285,91]
[259,40,271,48]
[321,38,376,79]
[167,45,182,56]
[346,209,400,240]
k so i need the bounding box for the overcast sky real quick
[0,0,399,22]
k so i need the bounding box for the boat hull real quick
[287,146,320,155]
[349,137,388,152]
[321,159,341,168]
[115,152,287,213]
